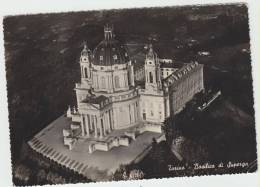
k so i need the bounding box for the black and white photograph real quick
[2,2,258,186]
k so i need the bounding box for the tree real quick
[178,138,209,163]
[112,165,128,181]
[36,169,47,184]
[49,171,66,184]
[163,116,175,145]
[112,165,145,181]
[128,169,145,180]
[163,116,184,146]
[14,164,32,183]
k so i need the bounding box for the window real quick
[114,75,120,88]
[100,67,104,70]
[143,113,146,120]
[113,55,118,60]
[149,72,153,83]
[101,76,106,89]
[100,56,103,61]
[84,67,88,78]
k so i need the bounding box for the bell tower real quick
[80,42,92,84]
[144,44,161,91]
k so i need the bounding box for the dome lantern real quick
[104,24,114,41]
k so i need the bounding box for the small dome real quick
[92,25,129,66]
[81,43,91,57]
[146,44,157,59]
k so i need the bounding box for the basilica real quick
[63,25,204,153]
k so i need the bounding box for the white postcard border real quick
[0,0,259,187]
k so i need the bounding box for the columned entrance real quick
[80,109,114,139]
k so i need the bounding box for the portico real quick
[80,108,114,139]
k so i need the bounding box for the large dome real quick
[92,25,129,66]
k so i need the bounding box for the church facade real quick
[63,25,204,152]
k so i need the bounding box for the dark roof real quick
[92,39,129,66]
[164,62,203,87]
[161,63,175,68]
[160,62,184,69]
[82,95,108,104]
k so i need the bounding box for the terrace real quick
[28,115,164,181]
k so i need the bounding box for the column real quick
[85,115,90,137]
[106,112,111,133]
[110,110,114,130]
[124,73,128,87]
[89,115,93,132]
[103,113,107,133]
[135,102,139,121]
[133,103,137,122]
[81,66,84,78]
[132,103,135,122]
[165,97,170,118]
[130,104,133,123]
[80,114,85,136]
[109,76,113,92]
[113,108,117,129]
[94,115,98,138]
[92,115,95,132]
[130,64,135,86]
[108,110,112,131]
[153,71,156,84]
[128,105,132,124]
[136,102,139,121]
[102,115,107,136]
[98,116,103,139]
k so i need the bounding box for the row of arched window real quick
[100,75,121,89]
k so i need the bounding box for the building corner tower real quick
[144,44,162,91]
[80,43,92,86]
